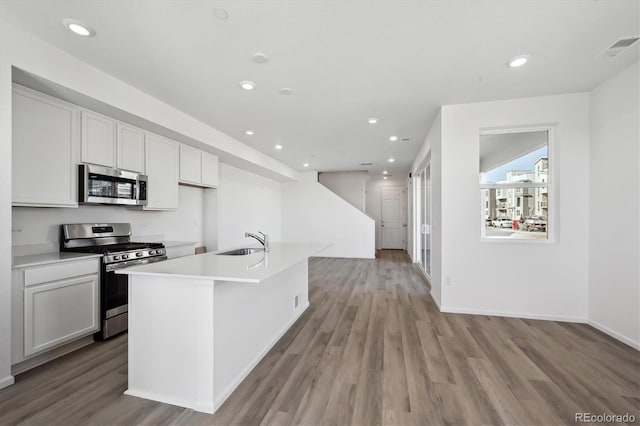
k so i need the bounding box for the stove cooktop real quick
[65,242,165,254]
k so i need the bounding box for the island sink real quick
[217,247,265,256]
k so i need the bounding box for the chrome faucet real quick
[245,231,269,252]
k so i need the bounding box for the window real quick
[480,129,550,240]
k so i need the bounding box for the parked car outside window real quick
[492,218,513,228]
[520,216,547,231]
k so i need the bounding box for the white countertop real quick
[12,252,103,269]
[163,241,197,248]
[117,242,329,283]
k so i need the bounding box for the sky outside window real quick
[483,146,548,184]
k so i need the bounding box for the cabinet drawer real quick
[24,259,100,287]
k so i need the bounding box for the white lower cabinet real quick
[12,258,100,365]
[24,275,99,357]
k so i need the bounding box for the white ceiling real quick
[1,1,638,178]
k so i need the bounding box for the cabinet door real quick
[144,133,179,210]
[12,86,79,207]
[24,274,99,357]
[179,144,202,185]
[116,123,145,172]
[81,110,116,167]
[201,152,219,188]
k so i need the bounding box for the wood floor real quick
[1,250,638,425]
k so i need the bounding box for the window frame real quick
[479,125,555,244]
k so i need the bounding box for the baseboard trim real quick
[588,319,640,351]
[12,335,95,376]
[125,389,213,414]
[439,306,585,323]
[438,306,639,350]
[213,300,311,412]
[414,264,431,289]
[0,375,15,389]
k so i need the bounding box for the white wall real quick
[217,164,282,250]
[282,173,375,259]
[588,61,640,349]
[439,94,590,320]
[12,186,205,252]
[366,178,406,250]
[318,171,368,212]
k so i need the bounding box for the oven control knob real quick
[136,252,143,257]
[113,255,120,261]
[122,254,129,259]
[149,250,155,255]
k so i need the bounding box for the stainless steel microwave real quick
[79,164,148,206]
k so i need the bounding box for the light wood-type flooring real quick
[0,250,638,425]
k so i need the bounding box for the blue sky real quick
[483,146,548,183]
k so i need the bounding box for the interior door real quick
[381,184,405,249]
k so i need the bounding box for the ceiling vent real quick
[597,36,640,59]
[360,162,373,166]
[401,138,411,142]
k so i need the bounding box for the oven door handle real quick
[105,255,168,272]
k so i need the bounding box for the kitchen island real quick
[116,242,328,414]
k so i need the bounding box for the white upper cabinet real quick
[81,110,116,168]
[12,85,79,208]
[179,144,202,185]
[116,123,145,173]
[201,152,219,188]
[144,133,179,210]
[179,144,219,188]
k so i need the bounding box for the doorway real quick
[381,184,405,249]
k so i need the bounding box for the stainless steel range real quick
[60,223,167,339]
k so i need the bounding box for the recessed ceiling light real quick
[508,55,530,68]
[245,130,254,135]
[368,118,378,124]
[275,144,283,150]
[252,53,269,64]
[388,158,395,163]
[213,9,229,20]
[279,88,293,95]
[389,136,398,141]
[383,170,388,175]
[62,19,95,37]
[239,81,255,90]
[303,162,309,167]
[383,176,388,180]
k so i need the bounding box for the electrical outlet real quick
[445,276,452,286]
[11,227,23,233]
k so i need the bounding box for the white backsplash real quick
[12,185,208,255]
